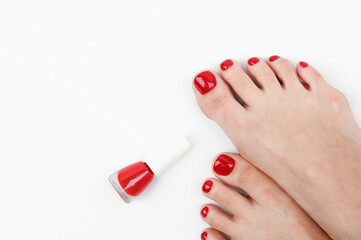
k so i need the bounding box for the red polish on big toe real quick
[109,136,191,203]
[201,231,208,240]
[213,154,235,176]
[202,180,213,193]
[220,59,233,71]
[269,55,280,62]
[194,71,217,95]
[248,57,259,66]
[201,206,209,218]
[299,61,309,68]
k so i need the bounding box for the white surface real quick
[0,0,361,239]
[145,136,191,176]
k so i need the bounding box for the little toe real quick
[296,61,327,91]
[202,178,251,215]
[201,228,227,240]
[193,70,244,123]
[219,59,262,104]
[267,56,303,89]
[200,204,235,235]
[212,153,286,205]
[246,57,282,91]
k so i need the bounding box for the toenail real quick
[248,57,259,66]
[269,55,280,62]
[202,180,213,193]
[201,231,208,240]
[194,71,217,95]
[201,206,209,218]
[213,154,235,176]
[220,59,233,71]
[299,61,309,68]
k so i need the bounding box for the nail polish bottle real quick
[109,136,191,203]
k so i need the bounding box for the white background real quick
[1,0,361,239]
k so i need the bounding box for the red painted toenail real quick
[248,57,259,66]
[201,206,209,218]
[202,180,213,193]
[213,155,235,176]
[299,61,309,68]
[194,71,217,95]
[201,231,208,240]
[220,59,233,71]
[269,55,280,62]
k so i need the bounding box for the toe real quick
[219,59,262,104]
[201,228,227,240]
[246,57,282,91]
[212,153,287,205]
[202,178,251,215]
[267,56,303,89]
[200,204,235,234]
[193,70,244,122]
[296,61,327,91]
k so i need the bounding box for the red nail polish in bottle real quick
[109,136,191,203]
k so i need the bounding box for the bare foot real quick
[200,153,331,240]
[193,56,361,240]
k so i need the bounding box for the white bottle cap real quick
[144,136,191,176]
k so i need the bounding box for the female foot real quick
[200,153,331,240]
[193,56,361,240]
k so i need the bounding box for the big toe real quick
[212,153,288,206]
[193,70,245,132]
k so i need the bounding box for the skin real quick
[201,153,331,240]
[193,57,361,240]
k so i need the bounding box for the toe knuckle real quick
[201,93,229,118]
[331,88,347,102]
[328,88,348,110]
[236,161,255,185]
[205,212,217,224]
[276,58,292,68]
